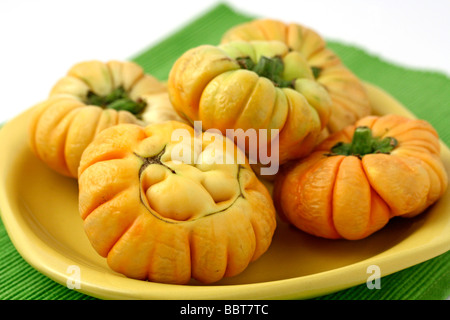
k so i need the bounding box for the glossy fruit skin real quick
[78,120,276,284]
[221,18,371,134]
[167,40,332,167]
[28,60,176,178]
[273,114,448,240]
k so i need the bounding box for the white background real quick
[1,0,449,124]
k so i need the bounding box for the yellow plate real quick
[0,83,449,300]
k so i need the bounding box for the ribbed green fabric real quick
[0,218,94,300]
[1,3,449,300]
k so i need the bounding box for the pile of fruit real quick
[27,19,448,284]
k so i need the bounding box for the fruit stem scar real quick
[134,146,176,177]
[135,153,247,223]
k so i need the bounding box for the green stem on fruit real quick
[329,126,398,158]
[311,66,322,79]
[237,56,294,88]
[86,87,146,116]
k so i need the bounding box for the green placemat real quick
[1,3,449,300]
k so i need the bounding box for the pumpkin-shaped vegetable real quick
[29,60,182,178]
[221,19,371,133]
[78,120,276,284]
[273,114,448,240]
[167,40,332,169]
